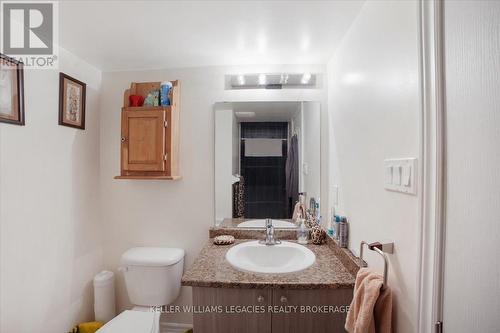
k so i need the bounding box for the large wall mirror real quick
[214,101,321,227]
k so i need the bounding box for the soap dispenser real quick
[297,218,309,244]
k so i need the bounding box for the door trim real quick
[417,0,447,331]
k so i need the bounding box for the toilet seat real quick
[96,310,160,333]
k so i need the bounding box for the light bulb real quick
[258,74,266,85]
[301,73,312,84]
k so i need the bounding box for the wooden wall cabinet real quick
[192,287,352,333]
[115,81,180,180]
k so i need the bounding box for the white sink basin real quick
[225,240,315,274]
[237,219,297,229]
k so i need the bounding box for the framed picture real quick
[59,72,86,129]
[0,53,25,126]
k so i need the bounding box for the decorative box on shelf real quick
[115,81,181,180]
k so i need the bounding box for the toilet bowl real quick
[97,247,185,333]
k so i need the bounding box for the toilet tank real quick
[121,247,185,306]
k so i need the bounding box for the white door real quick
[442,1,500,331]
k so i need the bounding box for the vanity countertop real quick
[182,238,359,290]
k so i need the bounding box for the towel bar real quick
[359,241,394,289]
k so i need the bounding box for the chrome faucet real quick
[260,218,281,245]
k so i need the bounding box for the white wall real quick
[442,1,500,331]
[99,64,327,324]
[232,114,239,176]
[214,107,236,223]
[327,1,420,332]
[0,48,103,333]
[291,105,304,192]
[301,102,321,203]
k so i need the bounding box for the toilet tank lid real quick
[121,247,185,267]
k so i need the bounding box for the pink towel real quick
[292,202,306,220]
[345,268,393,333]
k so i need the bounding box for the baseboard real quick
[160,321,193,333]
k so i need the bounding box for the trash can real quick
[93,270,116,323]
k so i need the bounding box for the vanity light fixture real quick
[227,73,316,89]
[280,74,289,84]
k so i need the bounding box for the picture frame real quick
[0,53,25,126]
[59,72,86,129]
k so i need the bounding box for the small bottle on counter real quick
[328,207,335,237]
[315,199,321,221]
[335,215,341,241]
[338,216,349,248]
[297,218,309,245]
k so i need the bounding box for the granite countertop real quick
[182,238,358,290]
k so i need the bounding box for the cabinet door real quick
[271,289,352,333]
[122,110,166,172]
[192,287,272,333]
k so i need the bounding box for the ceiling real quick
[59,1,364,71]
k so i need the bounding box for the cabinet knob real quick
[257,295,265,303]
[121,137,126,143]
[280,296,288,303]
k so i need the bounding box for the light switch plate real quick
[393,166,402,185]
[384,158,417,195]
[402,165,411,186]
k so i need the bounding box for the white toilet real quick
[97,247,185,333]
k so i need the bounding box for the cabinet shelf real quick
[114,175,182,180]
[122,105,172,112]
